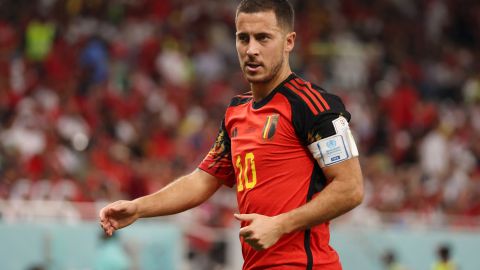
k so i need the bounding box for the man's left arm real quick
[236,144,363,250]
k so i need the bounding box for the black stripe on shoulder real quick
[279,85,325,119]
[293,77,350,120]
[278,85,311,110]
[277,87,311,141]
[309,84,327,93]
[296,78,328,94]
[292,76,327,93]
[229,92,253,107]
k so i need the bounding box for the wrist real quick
[131,198,143,218]
[273,213,293,235]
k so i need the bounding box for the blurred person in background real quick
[100,0,363,269]
[27,265,46,270]
[381,250,408,270]
[432,244,457,270]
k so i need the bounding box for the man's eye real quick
[238,35,248,42]
[257,35,269,41]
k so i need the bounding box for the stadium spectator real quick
[432,244,457,270]
[381,250,409,270]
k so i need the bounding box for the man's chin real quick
[244,73,268,84]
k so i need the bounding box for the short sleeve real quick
[198,119,236,187]
[293,92,351,145]
[291,91,358,167]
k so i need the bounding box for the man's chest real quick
[226,104,298,156]
[223,98,315,211]
[224,98,311,188]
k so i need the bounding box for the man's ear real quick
[285,32,296,52]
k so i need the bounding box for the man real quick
[381,250,408,270]
[100,1,363,269]
[432,244,457,270]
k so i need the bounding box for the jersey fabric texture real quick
[198,73,351,270]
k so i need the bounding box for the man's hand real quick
[99,200,139,236]
[235,213,285,250]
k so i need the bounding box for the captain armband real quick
[307,116,359,168]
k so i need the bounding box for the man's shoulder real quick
[228,91,253,107]
[280,75,346,116]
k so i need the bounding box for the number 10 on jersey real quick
[235,152,257,192]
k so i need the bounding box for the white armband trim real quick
[307,116,359,168]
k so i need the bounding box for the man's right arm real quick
[100,169,223,236]
[135,169,222,217]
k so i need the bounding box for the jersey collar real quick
[252,73,297,109]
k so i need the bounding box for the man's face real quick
[235,11,292,84]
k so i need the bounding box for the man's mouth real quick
[245,62,262,72]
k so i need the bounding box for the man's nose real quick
[246,41,259,57]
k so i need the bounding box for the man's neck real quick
[251,67,292,102]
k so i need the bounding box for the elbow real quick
[349,177,364,209]
[345,174,364,210]
[352,186,364,208]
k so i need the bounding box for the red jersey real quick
[199,73,351,270]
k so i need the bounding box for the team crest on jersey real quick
[262,114,279,140]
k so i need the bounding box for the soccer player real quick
[99,0,364,269]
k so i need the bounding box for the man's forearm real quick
[133,169,222,218]
[276,176,363,234]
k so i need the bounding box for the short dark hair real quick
[236,0,294,32]
[438,244,451,262]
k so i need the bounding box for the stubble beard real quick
[244,57,284,84]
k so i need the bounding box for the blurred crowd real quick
[0,0,479,226]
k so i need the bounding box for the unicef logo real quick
[326,140,336,149]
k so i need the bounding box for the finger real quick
[239,226,253,238]
[100,221,107,231]
[101,221,113,231]
[99,207,108,220]
[101,217,116,230]
[110,220,119,230]
[100,218,111,228]
[107,225,116,235]
[244,238,263,251]
[101,223,110,235]
[100,221,112,233]
[234,213,258,221]
[100,201,122,219]
[251,244,264,251]
[100,218,109,225]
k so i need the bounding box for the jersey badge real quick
[262,114,279,140]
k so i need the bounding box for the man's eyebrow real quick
[236,31,275,36]
[255,32,272,37]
